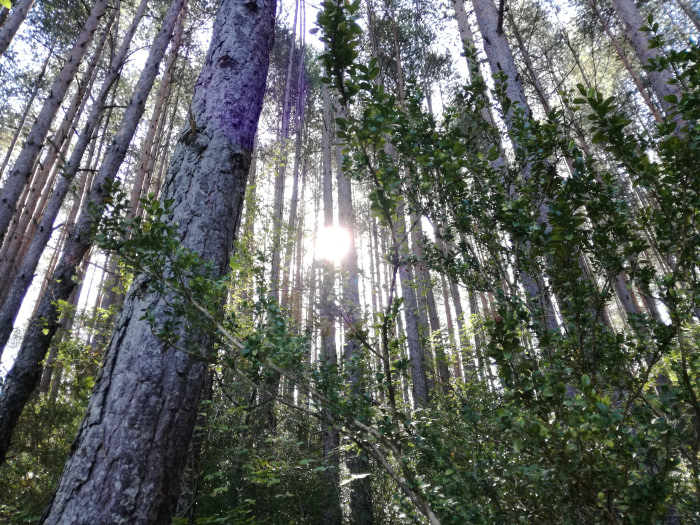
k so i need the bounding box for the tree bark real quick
[0,0,110,246]
[37,0,275,521]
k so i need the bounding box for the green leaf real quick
[0,0,11,9]
[663,94,678,104]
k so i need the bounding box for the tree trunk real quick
[0,0,148,359]
[396,206,428,405]
[0,0,110,246]
[0,7,116,308]
[0,36,55,179]
[269,0,299,303]
[609,0,685,121]
[281,43,306,311]
[336,125,374,525]
[470,0,559,332]
[0,0,186,464]
[36,0,274,521]
[410,216,450,388]
[674,0,700,32]
[320,81,342,525]
[128,3,186,217]
[587,0,663,123]
[0,0,35,58]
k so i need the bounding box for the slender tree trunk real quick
[609,0,685,121]
[0,0,35,58]
[470,0,560,332]
[0,0,111,246]
[37,0,275,521]
[0,37,55,179]
[440,272,462,379]
[269,0,299,302]
[0,0,186,464]
[129,3,186,217]
[395,206,428,405]
[281,47,306,311]
[674,0,700,32]
[320,81,342,525]
[587,0,664,123]
[0,8,115,307]
[0,0,148,359]
[336,127,374,525]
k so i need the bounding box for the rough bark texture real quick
[0,0,110,246]
[38,0,275,521]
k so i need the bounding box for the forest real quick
[0,0,698,522]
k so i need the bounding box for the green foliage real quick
[0,322,109,522]
[315,1,700,520]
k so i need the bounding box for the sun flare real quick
[315,226,351,263]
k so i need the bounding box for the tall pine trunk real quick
[0,0,148,358]
[609,0,685,122]
[0,0,34,57]
[0,0,110,246]
[39,0,275,521]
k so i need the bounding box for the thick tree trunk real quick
[36,0,274,521]
[0,0,110,246]
[0,0,34,58]
[0,0,186,464]
[0,0,147,359]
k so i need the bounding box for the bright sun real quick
[315,225,351,263]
